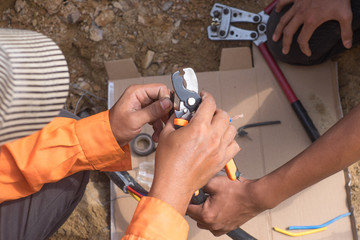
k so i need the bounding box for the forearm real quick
[0,111,131,203]
[258,104,360,209]
[123,197,189,240]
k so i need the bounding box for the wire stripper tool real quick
[171,68,240,185]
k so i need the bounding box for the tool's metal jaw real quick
[207,3,269,46]
[171,68,201,121]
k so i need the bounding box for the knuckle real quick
[282,27,292,38]
[340,14,352,23]
[229,125,237,137]
[202,211,217,224]
[194,123,207,136]
[297,37,306,46]
[125,84,139,94]
[304,16,315,26]
[210,223,222,232]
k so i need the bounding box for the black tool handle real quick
[190,189,207,205]
[291,100,320,142]
[190,190,257,240]
[227,228,257,240]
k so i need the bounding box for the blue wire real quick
[288,212,351,230]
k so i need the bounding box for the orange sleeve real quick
[0,110,131,203]
[123,197,189,240]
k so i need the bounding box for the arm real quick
[0,84,173,203]
[187,103,360,236]
[123,92,240,240]
[272,0,353,56]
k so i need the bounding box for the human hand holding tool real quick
[171,68,240,192]
[149,91,240,216]
[272,0,353,56]
[187,175,264,236]
[109,83,173,146]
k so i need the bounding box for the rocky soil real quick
[1,0,360,239]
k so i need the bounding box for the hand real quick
[109,84,172,146]
[149,92,240,216]
[272,0,353,56]
[187,176,268,236]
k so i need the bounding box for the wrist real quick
[149,178,193,216]
[249,177,279,211]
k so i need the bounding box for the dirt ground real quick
[1,0,360,239]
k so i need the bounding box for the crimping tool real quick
[207,1,320,143]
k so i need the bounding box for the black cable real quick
[238,120,281,137]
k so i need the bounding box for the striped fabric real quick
[0,28,69,144]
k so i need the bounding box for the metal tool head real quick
[171,68,201,120]
[207,3,269,46]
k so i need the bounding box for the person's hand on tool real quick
[149,92,240,216]
[109,83,173,146]
[187,176,266,236]
[272,0,353,56]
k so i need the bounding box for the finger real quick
[339,13,353,49]
[211,229,228,237]
[210,109,230,131]
[224,141,241,167]
[135,84,171,107]
[275,0,294,13]
[272,5,296,42]
[133,97,173,126]
[296,22,320,56]
[202,175,228,193]
[281,15,303,55]
[222,125,237,147]
[187,203,204,221]
[197,222,210,230]
[159,114,176,138]
[191,91,217,125]
[151,119,164,142]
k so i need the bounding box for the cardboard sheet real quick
[106,46,356,239]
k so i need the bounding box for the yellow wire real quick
[273,227,327,237]
[129,192,141,202]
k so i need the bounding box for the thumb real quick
[134,97,173,125]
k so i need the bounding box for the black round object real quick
[131,133,155,156]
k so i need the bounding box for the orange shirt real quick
[0,110,189,239]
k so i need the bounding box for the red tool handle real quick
[264,0,278,15]
[258,43,298,103]
[258,43,320,142]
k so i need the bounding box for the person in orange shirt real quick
[0,28,239,240]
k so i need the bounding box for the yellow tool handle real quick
[225,159,240,181]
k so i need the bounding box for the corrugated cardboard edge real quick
[328,61,357,240]
[332,60,360,240]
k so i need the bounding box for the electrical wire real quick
[129,192,141,202]
[288,212,351,230]
[127,185,147,198]
[273,227,327,237]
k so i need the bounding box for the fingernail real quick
[344,40,352,49]
[282,48,288,55]
[160,98,172,110]
[152,134,159,142]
